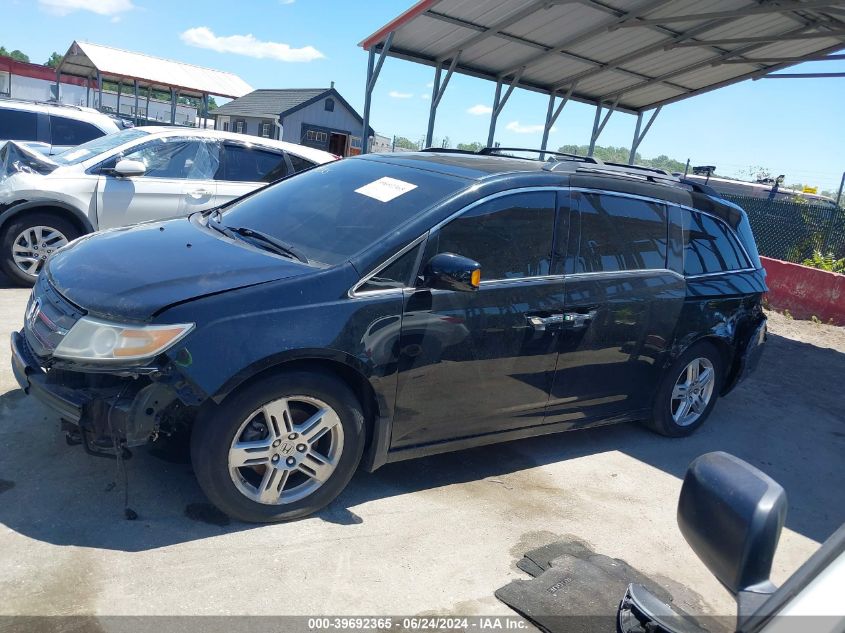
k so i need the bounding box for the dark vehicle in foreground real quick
[12,150,768,522]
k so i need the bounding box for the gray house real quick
[213,86,373,157]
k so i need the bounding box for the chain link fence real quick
[719,195,845,264]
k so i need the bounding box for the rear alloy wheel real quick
[1,213,80,287]
[647,342,723,437]
[191,370,365,523]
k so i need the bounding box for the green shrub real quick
[802,250,845,273]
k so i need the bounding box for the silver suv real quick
[0,99,122,155]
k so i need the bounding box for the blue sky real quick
[5,0,845,192]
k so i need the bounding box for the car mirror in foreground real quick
[678,451,787,623]
[420,253,481,292]
[113,159,147,178]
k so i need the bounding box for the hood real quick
[0,141,58,180]
[46,216,314,321]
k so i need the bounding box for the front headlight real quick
[53,317,194,363]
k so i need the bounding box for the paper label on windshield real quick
[355,177,417,203]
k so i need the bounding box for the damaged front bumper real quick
[11,330,197,457]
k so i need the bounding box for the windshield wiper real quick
[229,226,309,264]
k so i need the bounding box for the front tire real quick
[647,342,723,437]
[1,212,80,287]
[191,370,365,523]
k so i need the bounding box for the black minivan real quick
[11,150,768,522]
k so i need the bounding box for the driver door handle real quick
[527,314,565,331]
[562,310,597,328]
[187,189,212,199]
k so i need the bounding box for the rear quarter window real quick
[0,108,38,141]
[681,209,750,276]
[50,116,103,146]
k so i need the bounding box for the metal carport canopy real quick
[358,0,845,154]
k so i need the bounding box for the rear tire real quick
[1,212,81,287]
[647,341,723,437]
[191,370,365,523]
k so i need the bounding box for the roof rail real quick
[478,146,600,163]
[0,96,87,111]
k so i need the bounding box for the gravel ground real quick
[0,287,842,630]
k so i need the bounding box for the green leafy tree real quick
[393,136,419,150]
[45,52,63,68]
[0,46,30,63]
[457,141,484,152]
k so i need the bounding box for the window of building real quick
[425,191,556,280]
[682,209,750,276]
[216,145,289,183]
[325,98,335,112]
[260,122,272,138]
[0,71,10,97]
[573,193,667,273]
[50,116,102,147]
[235,120,244,134]
[223,122,228,131]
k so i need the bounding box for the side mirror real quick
[678,452,786,621]
[113,159,146,178]
[420,253,481,292]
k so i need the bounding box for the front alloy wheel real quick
[192,370,365,523]
[0,212,81,287]
[12,225,69,277]
[228,396,345,505]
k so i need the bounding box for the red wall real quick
[761,256,845,325]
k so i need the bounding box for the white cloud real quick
[180,27,324,62]
[425,81,434,88]
[389,90,413,99]
[420,93,430,100]
[280,0,295,3]
[38,0,134,16]
[505,120,554,134]
[467,104,493,116]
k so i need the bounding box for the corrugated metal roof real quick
[213,89,329,117]
[360,0,845,113]
[57,41,253,99]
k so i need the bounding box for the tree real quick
[45,52,63,68]
[0,46,30,63]
[457,141,484,152]
[393,136,419,150]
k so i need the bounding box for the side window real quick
[426,191,556,281]
[682,210,750,276]
[217,145,289,183]
[358,244,421,293]
[288,153,316,173]
[0,109,38,141]
[107,139,220,180]
[574,193,667,273]
[50,116,102,146]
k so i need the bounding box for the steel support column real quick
[361,31,394,154]
[540,83,575,153]
[487,69,523,147]
[145,86,151,124]
[133,80,139,126]
[170,88,177,125]
[425,53,460,148]
[116,81,122,118]
[97,71,102,111]
[203,93,209,128]
[54,70,61,102]
[628,106,661,164]
[588,96,619,156]
[86,78,90,107]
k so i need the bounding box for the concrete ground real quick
[0,283,842,627]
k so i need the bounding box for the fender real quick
[203,347,393,472]
[0,199,95,235]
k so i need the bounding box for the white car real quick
[0,99,124,156]
[0,127,337,285]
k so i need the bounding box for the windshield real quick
[51,128,149,166]
[219,157,468,266]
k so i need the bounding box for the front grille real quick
[24,276,85,360]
